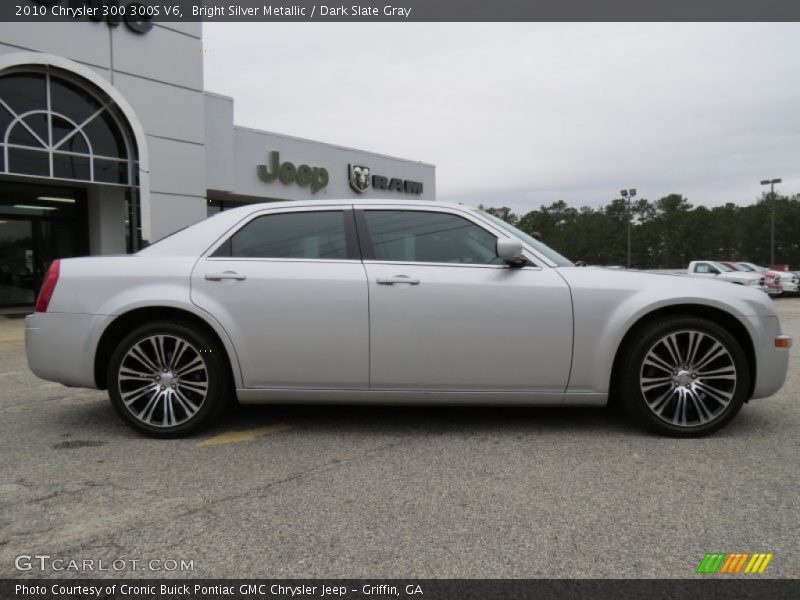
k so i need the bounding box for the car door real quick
[356,206,573,392]
[190,207,369,389]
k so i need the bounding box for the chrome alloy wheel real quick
[639,330,737,428]
[117,334,209,428]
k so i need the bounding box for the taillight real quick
[35,260,60,313]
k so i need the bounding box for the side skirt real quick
[236,388,607,407]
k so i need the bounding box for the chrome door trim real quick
[362,259,542,271]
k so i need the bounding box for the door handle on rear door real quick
[376,275,420,285]
[205,271,246,281]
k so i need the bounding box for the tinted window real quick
[50,77,102,125]
[364,210,500,264]
[1,72,135,184]
[0,74,47,113]
[7,148,49,177]
[230,211,348,260]
[82,109,128,159]
[23,113,49,144]
[0,104,13,133]
[8,120,44,147]
[94,158,128,184]
[53,153,90,181]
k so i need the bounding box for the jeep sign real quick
[257,151,329,193]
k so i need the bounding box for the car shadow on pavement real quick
[215,402,648,438]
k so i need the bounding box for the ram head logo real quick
[349,164,371,193]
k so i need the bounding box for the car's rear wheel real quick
[107,321,230,437]
[617,316,750,437]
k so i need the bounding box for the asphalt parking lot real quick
[1,301,798,580]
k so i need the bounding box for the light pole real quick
[760,178,782,266]
[620,188,637,268]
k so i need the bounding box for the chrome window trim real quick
[204,257,363,265]
[201,202,556,269]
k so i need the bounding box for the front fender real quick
[560,268,772,395]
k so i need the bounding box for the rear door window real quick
[215,211,349,259]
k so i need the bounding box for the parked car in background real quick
[736,262,799,295]
[25,200,791,438]
[721,262,782,296]
[687,261,768,293]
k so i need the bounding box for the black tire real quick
[107,321,230,438]
[616,316,750,437]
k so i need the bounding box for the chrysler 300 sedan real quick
[25,200,791,437]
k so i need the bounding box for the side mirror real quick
[496,238,526,266]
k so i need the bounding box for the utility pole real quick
[760,178,782,266]
[620,188,637,268]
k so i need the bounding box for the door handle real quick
[376,275,420,285]
[205,271,246,281]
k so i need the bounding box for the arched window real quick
[0,70,136,186]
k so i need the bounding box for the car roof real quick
[215,198,472,215]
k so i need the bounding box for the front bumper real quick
[25,312,113,388]
[747,313,791,399]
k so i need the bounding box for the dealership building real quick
[0,17,436,306]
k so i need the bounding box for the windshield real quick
[713,262,734,272]
[745,262,766,271]
[479,211,574,267]
[737,263,756,271]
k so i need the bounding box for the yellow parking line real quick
[197,424,291,447]
[0,340,24,347]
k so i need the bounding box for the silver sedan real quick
[25,200,791,437]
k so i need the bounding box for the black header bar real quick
[3,579,800,600]
[2,0,800,23]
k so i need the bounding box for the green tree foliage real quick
[483,193,800,269]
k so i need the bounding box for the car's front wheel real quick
[107,321,230,437]
[617,316,750,437]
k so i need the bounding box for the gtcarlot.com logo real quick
[14,554,194,572]
[696,552,774,574]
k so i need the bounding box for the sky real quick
[202,23,800,215]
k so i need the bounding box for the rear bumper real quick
[747,314,791,399]
[25,312,112,388]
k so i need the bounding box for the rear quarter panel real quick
[46,256,245,388]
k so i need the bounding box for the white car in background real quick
[736,262,799,295]
[688,261,768,292]
[25,200,791,438]
[721,262,782,296]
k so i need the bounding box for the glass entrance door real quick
[0,218,34,306]
[0,181,87,307]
